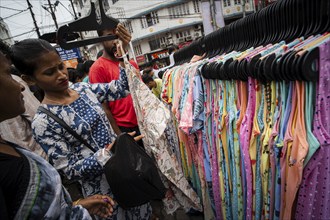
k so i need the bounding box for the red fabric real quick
[89,57,138,127]
[129,59,139,69]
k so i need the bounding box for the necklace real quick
[44,96,66,105]
[44,90,78,105]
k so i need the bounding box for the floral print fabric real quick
[123,60,202,214]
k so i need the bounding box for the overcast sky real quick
[1,0,74,42]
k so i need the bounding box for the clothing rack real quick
[173,0,330,82]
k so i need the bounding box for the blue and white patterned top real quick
[32,68,151,219]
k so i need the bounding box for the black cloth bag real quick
[104,133,166,209]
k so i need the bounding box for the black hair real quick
[168,45,179,54]
[142,74,154,84]
[76,63,84,78]
[67,68,78,83]
[97,29,104,37]
[143,68,153,75]
[144,61,153,68]
[10,38,57,76]
[83,60,94,73]
[158,70,165,79]
[0,40,11,57]
[29,85,45,102]
[10,66,21,77]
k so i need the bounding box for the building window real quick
[146,14,153,27]
[124,21,133,33]
[140,17,146,29]
[141,11,159,28]
[193,0,201,13]
[223,0,231,7]
[112,0,119,4]
[134,45,142,55]
[234,0,241,4]
[149,39,161,51]
[175,30,192,43]
[152,11,159,24]
[168,3,190,19]
[116,7,125,20]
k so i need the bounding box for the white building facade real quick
[73,0,254,66]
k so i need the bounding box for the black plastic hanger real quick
[291,54,304,81]
[282,51,296,81]
[247,54,261,78]
[276,50,290,81]
[315,0,329,34]
[219,58,229,80]
[232,59,241,80]
[258,7,268,46]
[266,2,279,44]
[237,59,247,81]
[215,61,223,80]
[227,58,236,80]
[264,53,278,81]
[300,47,319,82]
[279,0,291,42]
[208,61,218,79]
[263,53,277,82]
[303,0,315,38]
[201,62,211,79]
[57,0,119,50]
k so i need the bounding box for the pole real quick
[210,0,217,31]
[129,42,137,64]
[201,0,214,35]
[68,0,84,41]
[214,0,225,29]
[242,0,246,18]
[47,0,58,29]
[26,0,41,37]
[69,0,78,20]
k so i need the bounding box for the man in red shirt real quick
[89,24,141,138]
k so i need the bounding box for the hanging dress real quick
[124,60,202,214]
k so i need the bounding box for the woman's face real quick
[30,51,69,93]
[0,52,25,122]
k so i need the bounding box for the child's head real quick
[83,60,95,74]
[143,68,154,77]
[142,74,156,90]
[67,68,78,83]
[11,39,69,93]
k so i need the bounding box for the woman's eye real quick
[44,70,54,75]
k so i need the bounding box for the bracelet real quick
[73,198,82,206]
[102,148,112,157]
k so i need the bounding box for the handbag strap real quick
[38,106,96,153]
